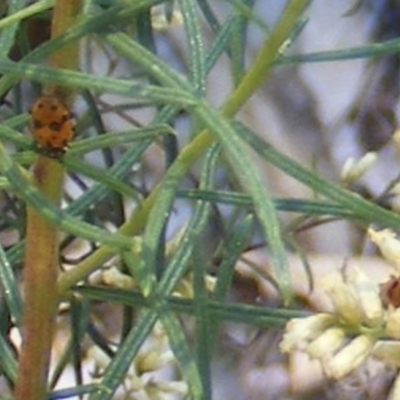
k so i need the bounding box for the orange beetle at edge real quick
[30,95,74,154]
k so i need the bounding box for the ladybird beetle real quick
[30,95,74,155]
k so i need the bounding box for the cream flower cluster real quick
[95,255,215,398]
[88,322,188,400]
[280,228,400,398]
[280,267,383,380]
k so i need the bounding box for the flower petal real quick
[280,314,335,353]
[372,340,400,367]
[348,266,383,327]
[341,152,377,185]
[324,335,375,379]
[368,228,400,273]
[306,328,345,359]
[321,271,362,326]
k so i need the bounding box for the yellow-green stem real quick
[222,0,311,117]
[58,0,310,293]
[15,1,81,399]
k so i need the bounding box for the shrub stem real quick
[14,1,81,399]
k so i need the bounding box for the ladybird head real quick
[31,96,70,126]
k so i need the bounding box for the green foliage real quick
[0,0,398,399]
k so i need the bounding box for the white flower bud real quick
[87,346,110,370]
[154,381,189,396]
[306,328,345,359]
[101,266,135,290]
[151,7,183,31]
[324,335,375,379]
[137,349,174,373]
[368,228,400,272]
[340,152,377,185]
[280,314,335,353]
[205,275,217,293]
[372,341,400,367]
[321,271,362,326]
[348,266,383,326]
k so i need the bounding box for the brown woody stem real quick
[14,1,81,399]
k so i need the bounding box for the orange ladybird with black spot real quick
[30,95,74,154]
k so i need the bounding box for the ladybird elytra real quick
[30,95,74,154]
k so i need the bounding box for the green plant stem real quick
[58,0,310,294]
[0,0,53,31]
[14,1,81,399]
[222,0,311,116]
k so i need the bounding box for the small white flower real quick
[368,228,400,273]
[372,340,400,367]
[279,261,397,382]
[340,152,377,185]
[101,266,135,290]
[306,328,345,359]
[87,345,110,371]
[320,271,363,326]
[137,349,174,373]
[348,266,384,326]
[87,321,186,399]
[280,314,335,353]
[324,335,375,379]
[151,381,188,397]
[151,8,183,31]
[151,12,169,30]
[173,273,216,298]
